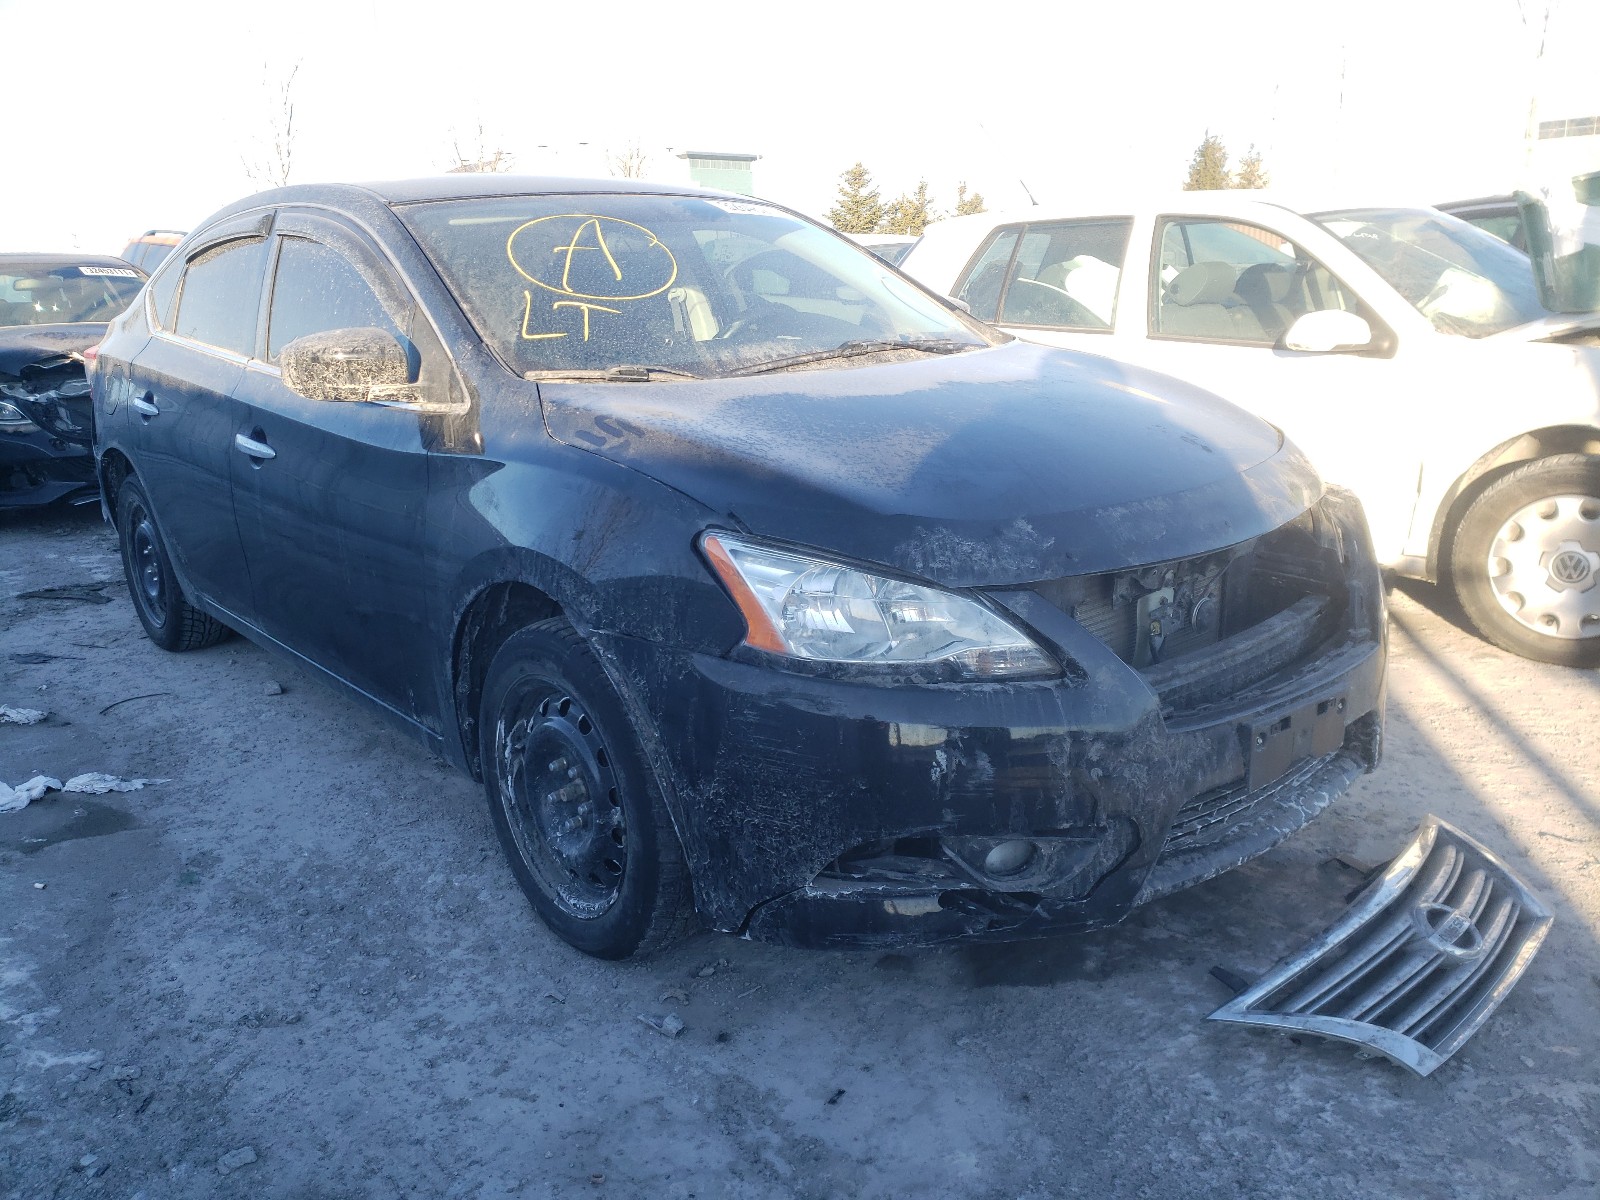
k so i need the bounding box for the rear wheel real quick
[115,477,230,652]
[479,618,693,958]
[1450,454,1600,667]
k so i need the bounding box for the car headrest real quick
[1167,261,1237,306]
[1236,263,1293,305]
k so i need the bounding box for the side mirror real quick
[948,295,973,314]
[1283,309,1373,354]
[279,327,414,403]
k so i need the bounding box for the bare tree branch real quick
[243,62,300,189]
[447,120,515,173]
[607,141,650,179]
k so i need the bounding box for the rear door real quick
[124,216,270,617]
[230,212,438,725]
[952,217,1135,351]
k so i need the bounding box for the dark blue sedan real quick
[90,177,1386,958]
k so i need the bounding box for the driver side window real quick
[266,236,406,363]
[1152,219,1356,345]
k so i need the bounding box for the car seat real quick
[1234,263,1296,340]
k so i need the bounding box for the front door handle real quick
[131,395,159,418]
[234,432,276,461]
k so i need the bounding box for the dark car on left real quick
[1,253,147,507]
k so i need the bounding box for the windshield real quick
[1311,208,1594,337]
[398,193,988,377]
[0,263,145,328]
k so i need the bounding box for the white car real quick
[846,232,919,265]
[900,194,1600,666]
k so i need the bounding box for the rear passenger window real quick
[266,237,405,362]
[994,219,1130,330]
[1152,218,1357,345]
[173,238,268,355]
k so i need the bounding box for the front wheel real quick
[479,618,693,958]
[1450,454,1600,667]
[115,477,230,652]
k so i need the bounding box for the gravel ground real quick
[2,504,1597,1200]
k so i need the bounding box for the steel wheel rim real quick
[128,505,168,628]
[1485,492,1600,641]
[495,683,627,918]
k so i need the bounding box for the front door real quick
[1131,216,1424,562]
[229,215,437,726]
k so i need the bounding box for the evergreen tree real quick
[1182,134,1231,191]
[954,182,987,216]
[1233,145,1269,189]
[826,162,884,233]
[880,180,938,236]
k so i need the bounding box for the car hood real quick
[0,322,105,374]
[540,342,1323,586]
[0,323,104,448]
[1498,312,1600,344]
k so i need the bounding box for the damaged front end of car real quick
[732,488,1385,947]
[0,337,99,508]
[589,478,1386,950]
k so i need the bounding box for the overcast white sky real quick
[1,0,1596,253]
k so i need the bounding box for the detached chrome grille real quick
[1210,816,1553,1076]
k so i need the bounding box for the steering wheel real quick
[1007,278,1106,328]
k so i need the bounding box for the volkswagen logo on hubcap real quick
[1409,901,1486,961]
[1551,550,1592,586]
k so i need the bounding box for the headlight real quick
[0,399,40,434]
[701,532,1058,679]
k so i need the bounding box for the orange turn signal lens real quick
[702,533,787,654]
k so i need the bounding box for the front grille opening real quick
[1030,509,1354,710]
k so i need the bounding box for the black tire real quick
[115,477,231,652]
[1450,454,1600,668]
[479,618,694,958]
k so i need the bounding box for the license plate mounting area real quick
[1247,695,1346,792]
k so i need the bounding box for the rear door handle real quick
[131,395,159,418]
[234,433,276,461]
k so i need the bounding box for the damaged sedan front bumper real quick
[1,351,97,508]
[604,489,1389,948]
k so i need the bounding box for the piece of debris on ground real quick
[0,705,48,725]
[1,772,164,811]
[61,773,165,794]
[1,775,62,813]
[637,1013,685,1038]
[217,1146,258,1174]
[16,582,114,604]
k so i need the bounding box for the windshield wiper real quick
[726,337,976,377]
[522,365,704,382]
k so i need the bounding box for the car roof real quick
[225,174,749,209]
[922,191,1447,234]
[0,252,145,269]
[191,175,770,239]
[1436,195,1517,211]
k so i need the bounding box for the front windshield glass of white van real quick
[399,194,990,378]
[1312,207,1589,337]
